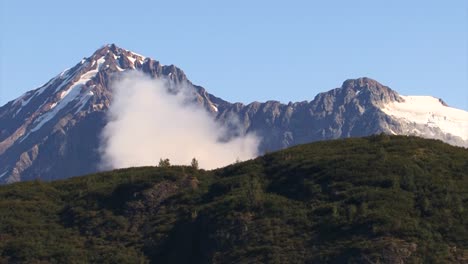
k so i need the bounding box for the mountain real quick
[1,136,467,263]
[0,44,227,183]
[217,78,467,151]
[1,44,467,183]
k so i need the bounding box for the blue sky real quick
[1,0,467,110]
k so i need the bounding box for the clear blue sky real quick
[1,0,467,110]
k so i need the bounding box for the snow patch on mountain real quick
[19,57,104,140]
[40,74,63,93]
[75,90,95,114]
[124,49,146,61]
[0,171,8,179]
[12,74,67,117]
[13,92,33,107]
[127,56,137,65]
[382,96,468,140]
[13,94,34,116]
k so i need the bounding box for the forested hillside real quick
[1,135,467,263]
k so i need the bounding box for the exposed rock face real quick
[215,77,425,152]
[1,44,467,183]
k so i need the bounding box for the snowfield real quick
[382,96,468,141]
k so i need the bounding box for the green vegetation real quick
[191,158,199,170]
[158,158,171,167]
[0,135,467,263]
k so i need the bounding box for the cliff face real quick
[1,44,467,183]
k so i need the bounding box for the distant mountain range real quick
[1,44,467,183]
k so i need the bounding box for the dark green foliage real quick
[191,158,199,170]
[0,135,467,263]
[158,158,171,167]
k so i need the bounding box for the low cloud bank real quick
[100,72,259,170]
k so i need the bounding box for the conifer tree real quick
[191,158,199,169]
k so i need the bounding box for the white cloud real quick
[100,71,259,170]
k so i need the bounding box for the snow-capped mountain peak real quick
[0,44,206,182]
[382,95,468,141]
[5,44,170,144]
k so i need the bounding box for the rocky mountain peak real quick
[0,44,222,183]
[342,77,383,90]
[341,77,404,105]
[92,43,133,57]
[86,44,146,71]
[309,77,403,114]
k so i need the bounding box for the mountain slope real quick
[0,44,227,183]
[215,78,468,151]
[0,136,467,263]
[1,44,467,183]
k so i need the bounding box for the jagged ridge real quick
[0,44,467,183]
